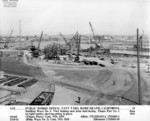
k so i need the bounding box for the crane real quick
[74,31,81,62]
[59,32,68,44]
[89,22,102,48]
[37,31,43,50]
[89,22,95,37]
[30,31,43,57]
[59,32,72,56]
[59,32,72,48]
[4,30,13,49]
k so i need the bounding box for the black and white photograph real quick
[0,0,150,107]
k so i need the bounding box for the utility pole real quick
[19,20,22,54]
[0,51,4,79]
[0,51,2,70]
[137,28,141,105]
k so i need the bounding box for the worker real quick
[119,97,122,105]
[112,80,116,85]
[124,80,128,86]
[75,96,81,104]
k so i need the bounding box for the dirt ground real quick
[37,58,149,105]
[0,39,149,105]
[20,39,149,105]
[0,56,45,78]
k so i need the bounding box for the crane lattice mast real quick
[37,31,43,50]
[4,30,13,49]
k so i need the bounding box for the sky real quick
[0,0,149,36]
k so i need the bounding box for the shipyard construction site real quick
[0,21,150,105]
[0,0,150,106]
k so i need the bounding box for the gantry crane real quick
[4,30,13,49]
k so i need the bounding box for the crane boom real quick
[4,30,13,49]
[59,32,72,51]
[89,22,102,47]
[59,32,68,44]
[89,22,95,37]
[9,30,13,37]
[37,31,43,49]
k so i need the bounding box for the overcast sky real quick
[0,0,149,36]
